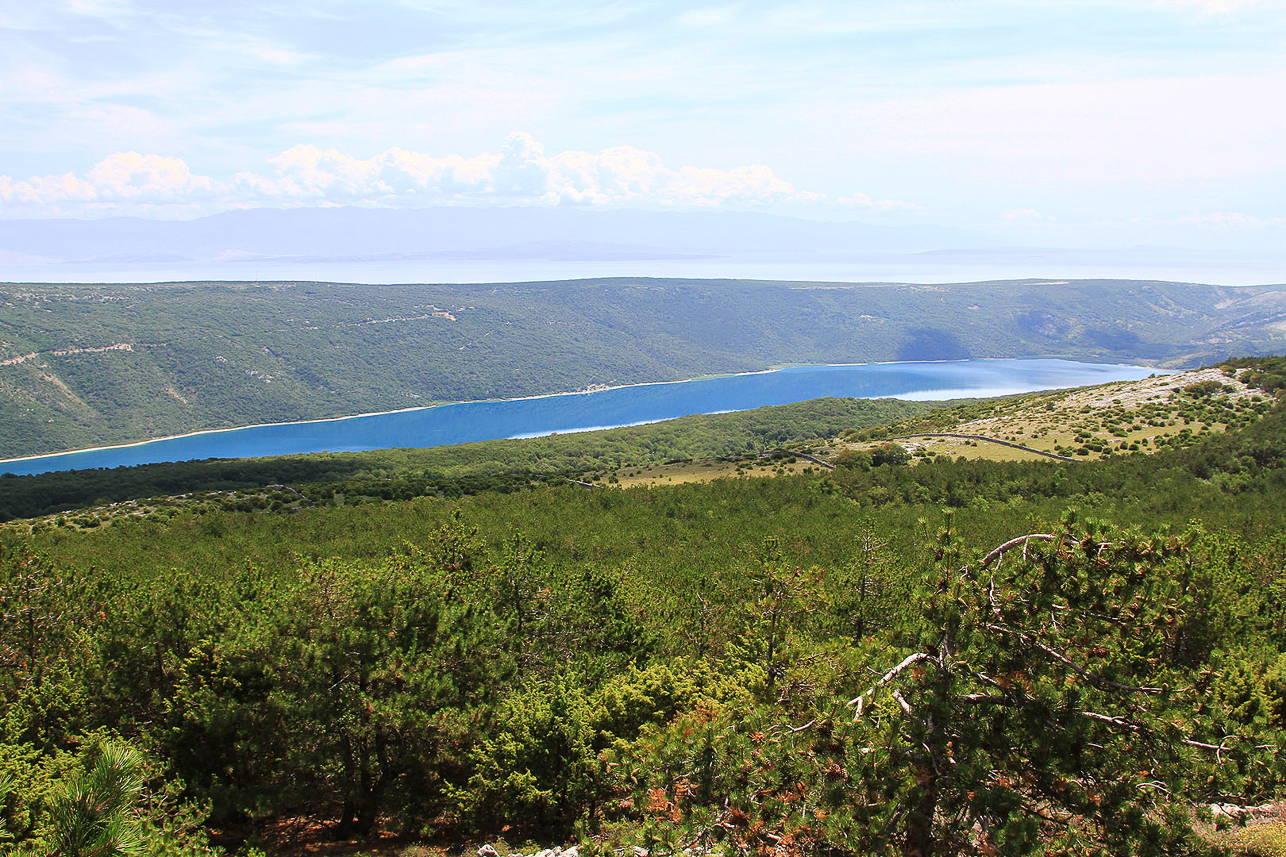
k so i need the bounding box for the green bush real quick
[870,442,911,467]
[454,677,601,835]
[591,659,760,748]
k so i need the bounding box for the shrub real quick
[870,442,911,467]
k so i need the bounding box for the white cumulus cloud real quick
[231,144,503,203]
[0,133,907,217]
[0,152,215,209]
[235,133,821,209]
[87,152,217,201]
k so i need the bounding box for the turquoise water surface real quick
[0,359,1160,477]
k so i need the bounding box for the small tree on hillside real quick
[829,523,900,643]
[270,556,504,837]
[748,538,819,696]
[871,442,911,467]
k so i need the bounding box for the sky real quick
[1,0,1285,252]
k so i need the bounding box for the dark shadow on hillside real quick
[895,328,970,361]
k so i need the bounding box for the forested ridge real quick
[2,360,1285,856]
[3,277,1286,458]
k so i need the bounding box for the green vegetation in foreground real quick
[1,361,1284,856]
[3,276,1286,458]
[0,397,937,522]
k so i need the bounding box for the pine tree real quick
[847,513,1256,856]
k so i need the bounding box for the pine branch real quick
[981,622,1164,694]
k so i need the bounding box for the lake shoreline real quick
[0,358,1160,474]
[0,358,1007,466]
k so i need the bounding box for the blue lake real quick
[0,359,1161,477]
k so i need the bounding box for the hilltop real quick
[838,363,1276,460]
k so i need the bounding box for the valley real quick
[3,277,1285,459]
[8,4,1285,855]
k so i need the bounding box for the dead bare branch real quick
[1080,711,1247,756]
[847,651,932,720]
[978,534,1057,569]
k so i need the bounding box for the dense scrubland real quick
[3,277,1286,458]
[2,359,1285,856]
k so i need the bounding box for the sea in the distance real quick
[0,359,1162,477]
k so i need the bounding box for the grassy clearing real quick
[831,365,1275,464]
[890,435,1049,462]
[1219,821,1286,857]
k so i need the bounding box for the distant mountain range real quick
[2,206,1281,287]
[0,207,1000,265]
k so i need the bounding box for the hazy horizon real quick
[1,205,1282,287]
[3,1,1284,270]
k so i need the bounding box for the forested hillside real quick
[3,277,1285,458]
[2,363,1283,856]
